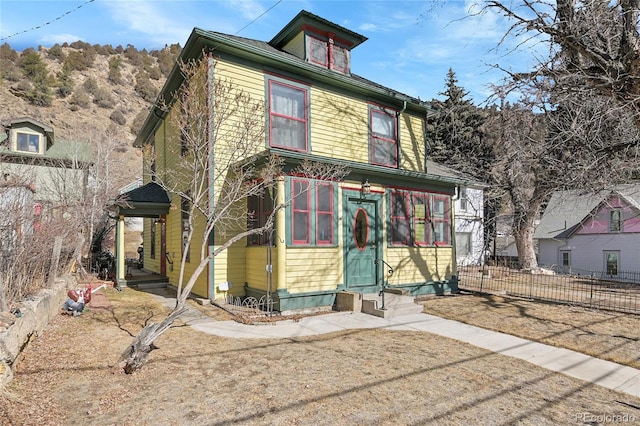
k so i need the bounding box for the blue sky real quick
[0,0,538,105]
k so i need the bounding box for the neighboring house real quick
[453,184,485,266]
[0,117,91,209]
[123,10,475,312]
[0,117,91,253]
[534,184,640,276]
[0,179,36,257]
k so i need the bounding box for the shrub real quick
[93,87,115,108]
[83,77,99,95]
[147,66,162,81]
[0,43,18,62]
[110,109,127,125]
[130,108,149,135]
[134,72,158,102]
[47,44,65,61]
[70,89,91,108]
[108,56,122,84]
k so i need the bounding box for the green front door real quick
[344,193,379,291]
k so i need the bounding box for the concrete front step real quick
[361,292,424,318]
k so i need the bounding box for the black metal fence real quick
[458,265,640,315]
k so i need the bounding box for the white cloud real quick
[101,1,193,47]
[39,33,83,45]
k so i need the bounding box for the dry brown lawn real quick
[1,288,639,425]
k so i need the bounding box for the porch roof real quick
[108,181,171,218]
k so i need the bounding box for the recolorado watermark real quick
[575,412,636,423]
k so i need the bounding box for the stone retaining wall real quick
[0,275,75,388]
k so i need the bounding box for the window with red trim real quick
[388,190,451,247]
[307,34,350,73]
[370,107,398,167]
[431,195,451,245]
[292,180,311,244]
[269,80,308,152]
[390,190,410,246]
[316,183,333,245]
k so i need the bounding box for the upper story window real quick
[16,132,41,153]
[370,106,398,167]
[609,209,622,232]
[459,187,468,211]
[269,79,309,152]
[307,34,350,74]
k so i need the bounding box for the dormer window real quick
[307,34,350,74]
[16,132,41,154]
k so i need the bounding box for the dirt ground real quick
[1,288,639,425]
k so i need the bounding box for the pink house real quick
[534,185,640,276]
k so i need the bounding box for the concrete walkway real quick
[147,291,640,400]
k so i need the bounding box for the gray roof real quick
[534,184,640,239]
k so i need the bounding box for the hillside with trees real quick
[0,41,181,183]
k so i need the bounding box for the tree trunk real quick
[513,223,537,270]
[119,305,187,374]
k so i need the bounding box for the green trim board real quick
[244,283,340,312]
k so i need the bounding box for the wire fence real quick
[457,265,640,315]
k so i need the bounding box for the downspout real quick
[207,54,216,299]
[396,101,407,166]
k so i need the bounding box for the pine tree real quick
[425,68,490,179]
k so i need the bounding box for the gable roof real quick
[534,184,640,239]
[1,117,54,150]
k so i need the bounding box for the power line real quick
[234,0,282,36]
[1,0,95,42]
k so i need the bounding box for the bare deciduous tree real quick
[487,0,640,125]
[119,57,347,373]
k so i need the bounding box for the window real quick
[16,132,40,153]
[288,178,336,246]
[292,179,311,244]
[389,190,451,247]
[456,232,472,256]
[561,251,570,267]
[390,191,410,246]
[432,195,451,245]
[181,196,190,262]
[609,210,622,232]
[316,183,334,245]
[247,190,275,246]
[412,193,429,246]
[459,187,468,211]
[604,251,619,276]
[307,34,350,73]
[269,80,308,152]
[370,107,398,167]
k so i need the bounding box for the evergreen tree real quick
[425,68,491,179]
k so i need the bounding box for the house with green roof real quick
[0,117,91,234]
[130,10,476,312]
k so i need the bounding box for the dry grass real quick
[1,288,639,425]
[419,292,640,369]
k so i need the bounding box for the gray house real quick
[534,185,640,277]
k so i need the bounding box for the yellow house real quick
[125,10,474,312]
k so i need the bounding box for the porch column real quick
[116,214,126,285]
[275,176,286,290]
